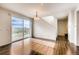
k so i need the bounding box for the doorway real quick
[57,17,68,39]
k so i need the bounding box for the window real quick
[24,20,32,38]
[12,16,32,42]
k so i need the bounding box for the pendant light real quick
[34,11,40,20]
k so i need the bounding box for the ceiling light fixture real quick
[34,11,40,20]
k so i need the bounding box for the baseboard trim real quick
[33,37,55,42]
[0,43,11,48]
[0,37,30,48]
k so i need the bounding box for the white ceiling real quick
[0,3,79,19]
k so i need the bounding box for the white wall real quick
[0,8,11,46]
[0,7,30,46]
[33,18,57,40]
[77,11,79,46]
[68,10,76,45]
[58,19,68,36]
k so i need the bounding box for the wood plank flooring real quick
[0,38,77,55]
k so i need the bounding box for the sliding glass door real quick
[24,20,32,38]
[12,16,32,42]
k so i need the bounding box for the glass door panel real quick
[12,17,24,41]
[24,20,32,38]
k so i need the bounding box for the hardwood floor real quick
[0,38,77,55]
[53,36,76,55]
[0,38,32,55]
[0,44,11,55]
[76,46,79,55]
[31,37,76,55]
